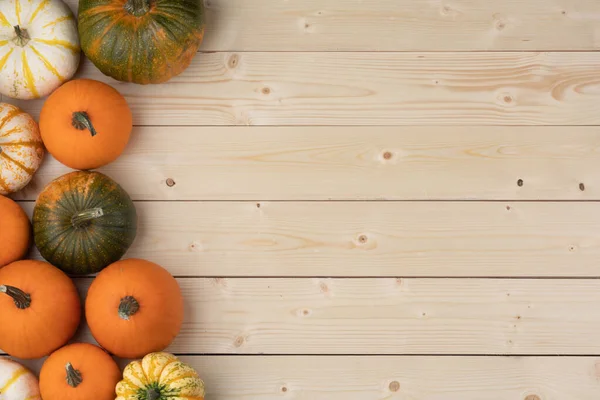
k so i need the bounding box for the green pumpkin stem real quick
[119,296,140,320]
[65,363,83,388]
[147,388,161,400]
[13,25,30,47]
[0,285,31,309]
[71,208,104,228]
[72,112,98,137]
[125,0,151,16]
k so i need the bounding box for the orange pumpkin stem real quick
[72,112,98,137]
[118,296,140,320]
[125,0,151,16]
[71,207,104,228]
[0,284,31,309]
[65,362,83,388]
[13,25,30,47]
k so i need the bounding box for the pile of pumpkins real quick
[0,0,206,399]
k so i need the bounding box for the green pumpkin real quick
[33,171,137,275]
[78,0,205,84]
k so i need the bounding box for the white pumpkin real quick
[0,0,80,100]
[0,103,44,195]
[0,357,41,400]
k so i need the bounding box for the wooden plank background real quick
[4,0,600,398]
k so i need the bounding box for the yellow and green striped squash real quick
[0,0,80,100]
[78,0,205,84]
[117,352,205,400]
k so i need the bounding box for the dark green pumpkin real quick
[78,0,205,84]
[33,171,137,275]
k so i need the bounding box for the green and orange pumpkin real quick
[78,0,205,84]
[33,171,138,275]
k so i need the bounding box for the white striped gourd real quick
[0,358,41,400]
[0,103,44,195]
[0,0,80,99]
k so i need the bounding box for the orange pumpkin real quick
[39,79,132,170]
[0,196,30,268]
[0,260,81,359]
[40,343,121,400]
[86,258,183,358]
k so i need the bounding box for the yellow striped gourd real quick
[117,352,205,400]
[0,357,41,400]
[0,0,80,99]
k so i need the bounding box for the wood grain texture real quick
[6,52,600,126]
[13,355,600,399]
[11,126,600,201]
[20,201,600,277]
[14,278,599,355]
[62,0,600,51]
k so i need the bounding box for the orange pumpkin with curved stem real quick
[85,258,184,358]
[39,343,121,400]
[0,260,81,359]
[39,79,132,170]
[0,196,30,268]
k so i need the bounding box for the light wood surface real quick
[3,0,600,396]
[20,201,600,277]
[61,0,600,51]
[10,126,600,201]
[14,355,600,399]
[22,278,600,355]
[5,51,600,126]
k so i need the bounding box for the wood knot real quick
[525,395,541,400]
[496,20,506,30]
[358,234,368,244]
[517,179,524,187]
[506,205,511,211]
[319,281,329,293]
[382,151,393,160]
[228,54,239,69]
[503,95,513,103]
[579,183,585,191]
[204,0,211,6]
[256,202,261,208]
[561,10,567,15]
[281,386,288,393]
[569,245,577,252]
[166,178,176,187]
[389,381,400,392]
[234,336,245,347]
[189,241,202,252]
[261,87,271,95]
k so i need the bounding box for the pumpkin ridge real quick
[15,0,22,25]
[0,11,10,27]
[155,358,178,381]
[34,38,80,54]
[30,45,65,81]
[162,372,199,386]
[0,140,42,147]
[43,14,74,29]
[0,126,24,139]
[0,105,23,131]
[21,51,39,97]
[0,367,28,392]
[0,150,35,174]
[0,48,14,72]
[28,0,52,24]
